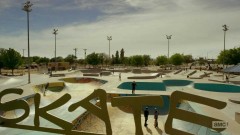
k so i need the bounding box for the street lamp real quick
[73,48,77,69]
[83,49,87,59]
[107,36,112,59]
[22,49,25,57]
[222,24,229,80]
[83,49,87,67]
[166,35,172,60]
[53,29,58,72]
[22,1,33,84]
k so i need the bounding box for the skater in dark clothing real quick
[44,82,49,96]
[119,73,121,81]
[144,107,149,127]
[131,81,136,94]
[154,109,159,128]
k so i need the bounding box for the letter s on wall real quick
[0,88,30,125]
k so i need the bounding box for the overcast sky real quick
[0,0,240,59]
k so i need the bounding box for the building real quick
[48,62,70,71]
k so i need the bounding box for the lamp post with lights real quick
[53,29,58,72]
[222,24,229,80]
[22,1,33,84]
[107,36,112,59]
[166,35,172,60]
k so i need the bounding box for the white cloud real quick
[1,0,240,60]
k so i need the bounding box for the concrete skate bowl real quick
[33,82,65,93]
[33,78,107,99]
[163,79,193,86]
[107,93,170,115]
[59,77,107,85]
[117,82,166,91]
[194,83,240,93]
[0,77,25,89]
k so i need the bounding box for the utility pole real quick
[53,29,58,72]
[83,49,87,59]
[222,24,229,80]
[107,36,112,59]
[22,49,25,57]
[73,48,77,58]
[83,49,87,67]
[73,48,77,69]
[166,35,172,60]
[22,1,33,84]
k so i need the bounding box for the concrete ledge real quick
[127,73,161,79]
[235,112,240,124]
[51,74,65,77]
[187,70,197,76]
[208,78,226,83]
[189,76,202,79]
[229,98,240,104]
[101,71,111,76]
[132,69,141,74]
[230,81,240,85]
[174,69,182,74]
[83,73,99,76]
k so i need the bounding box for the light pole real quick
[22,1,33,84]
[222,24,229,80]
[83,49,87,67]
[73,48,77,69]
[166,35,172,60]
[107,36,112,59]
[83,49,87,59]
[22,49,25,57]
[73,48,77,58]
[53,29,58,72]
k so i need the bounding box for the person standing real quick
[226,75,229,83]
[44,82,49,96]
[131,81,136,94]
[144,107,149,127]
[154,108,159,128]
[119,72,121,81]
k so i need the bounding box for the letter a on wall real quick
[69,89,112,135]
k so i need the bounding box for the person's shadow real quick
[146,127,152,134]
[156,127,163,134]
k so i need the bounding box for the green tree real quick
[183,55,194,64]
[198,57,206,66]
[0,49,6,74]
[130,55,144,67]
[115,51,120,64]
[86,52,100,66]
[143,55,151,66]
[38,57,50,64]
[77,59,85,65]
[122,57,130,65]
[111,54,115,65]
[155,55,168,66]
[64,55,76,65]
[32,56,40,63]
[120,48,124,63]
[50,56,64,62]
[2,48,22,75]
[99,53,104,66]
[217,47,240,65]
[22,57,33,66]
[170,53,184,66]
